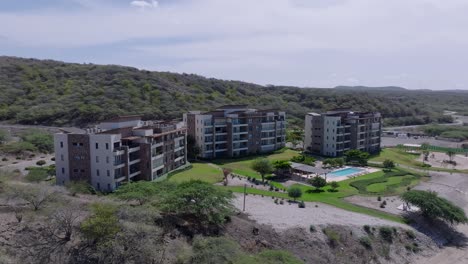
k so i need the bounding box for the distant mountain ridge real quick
[0,56,467,127]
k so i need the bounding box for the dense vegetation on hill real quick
[1,56,467,128]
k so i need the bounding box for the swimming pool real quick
[329,167,364,177]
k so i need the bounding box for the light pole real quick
[243,183,246,212]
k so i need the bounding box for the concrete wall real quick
[54,134,70,186]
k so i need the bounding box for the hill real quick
[1,56,467,127]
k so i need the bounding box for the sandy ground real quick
[344,195,404,215]
[232,194,407,231]
[1,154,55,176]
[417,152,468,170]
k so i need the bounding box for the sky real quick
[1,0,468,90]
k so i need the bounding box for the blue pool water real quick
[329,167,364,177]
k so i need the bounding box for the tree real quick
[287,186,302,201]
[344,149,370,166]
[20,129,54,153]
[401,190,468,224]
[422,150,430,162]
[447,151,456,162]
[330,181,340,191]
[48,206,82,241]
[114,181,174,205]
[159,180,234,225]
[11,184,56,211]
[308,176,327,191]
[273,160,291,176]
[335,158,345,167]
[383,159,395,171]
[80,203,121,243]
[251,158,273,183]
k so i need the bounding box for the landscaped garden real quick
[167,148,426,223]
[213,148,300,180]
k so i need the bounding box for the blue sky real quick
[1,0,468,90]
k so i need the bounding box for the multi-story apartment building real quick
[184,105,286,159]
[304,110,381,157]
[54,116,187,192]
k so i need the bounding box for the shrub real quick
[309,225,316,232]
[287,186,302,201]
[363,225,372,234]
[405,230,416,239]
[25,168,49,182]
[81,203,120,243]
[380,202,386,208]
[323,228,340,247]
[359,236,372,249]
[36,160,46,166]
[16,156,21,160]
[379,227,393,243]
[377,196,382,201]
[1,157,7,161]
[298,201,305,208]
[279,200,284,205]
[51,157,55,161]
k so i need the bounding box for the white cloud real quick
[130,0,158,9]
[1,0,468,89]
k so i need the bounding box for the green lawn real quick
[213,148,300,180]
[168,162,223,184]
[366,175,414,193]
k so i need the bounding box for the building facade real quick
[54,116,187,192]
[304,110,381,157]
[184,105,286,159]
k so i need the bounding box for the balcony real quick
[128,146,140,153]
[129,159,140,166]
[174,146,185,152]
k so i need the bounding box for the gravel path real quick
[232,194,407,231]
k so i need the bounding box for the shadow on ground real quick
[405,212,468,248]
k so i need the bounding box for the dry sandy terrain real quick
[344,195,404,215]
[417,152,468,170]
[1,154,55,176]
[232,194,407,231]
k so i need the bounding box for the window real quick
[72,142,78,146]
[97,169,100,176]
[73,169,78,173]
[96,143,99,149]
[107,170,110,177]
[97,183,100,190]
[106,143,109,150]
[96,156,99,163]
[61,168,65,174]
[60,141,63,148]
[61,154,64,161]
[107,184,111,191]
[106,156,109,163]
[80,169,85,173]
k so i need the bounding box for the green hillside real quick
[1,56,467,127]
